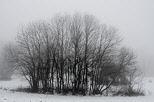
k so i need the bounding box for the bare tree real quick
[0,44,18,80]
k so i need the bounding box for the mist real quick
[0,0,154,76]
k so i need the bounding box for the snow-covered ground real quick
[0,75,154,102]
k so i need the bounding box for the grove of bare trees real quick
[4,13,141,95]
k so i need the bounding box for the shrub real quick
[124,86,145,96]
[12,87,32,93]
[113,86,144,96]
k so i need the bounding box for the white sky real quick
[0,0,154,76]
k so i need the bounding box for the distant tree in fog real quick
[0,44,16,80]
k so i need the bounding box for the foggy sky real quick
[0,0,154,76]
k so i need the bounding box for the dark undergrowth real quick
[113,87,145,96]
[10,86,145,97]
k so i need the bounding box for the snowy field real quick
[0,75,154,102]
